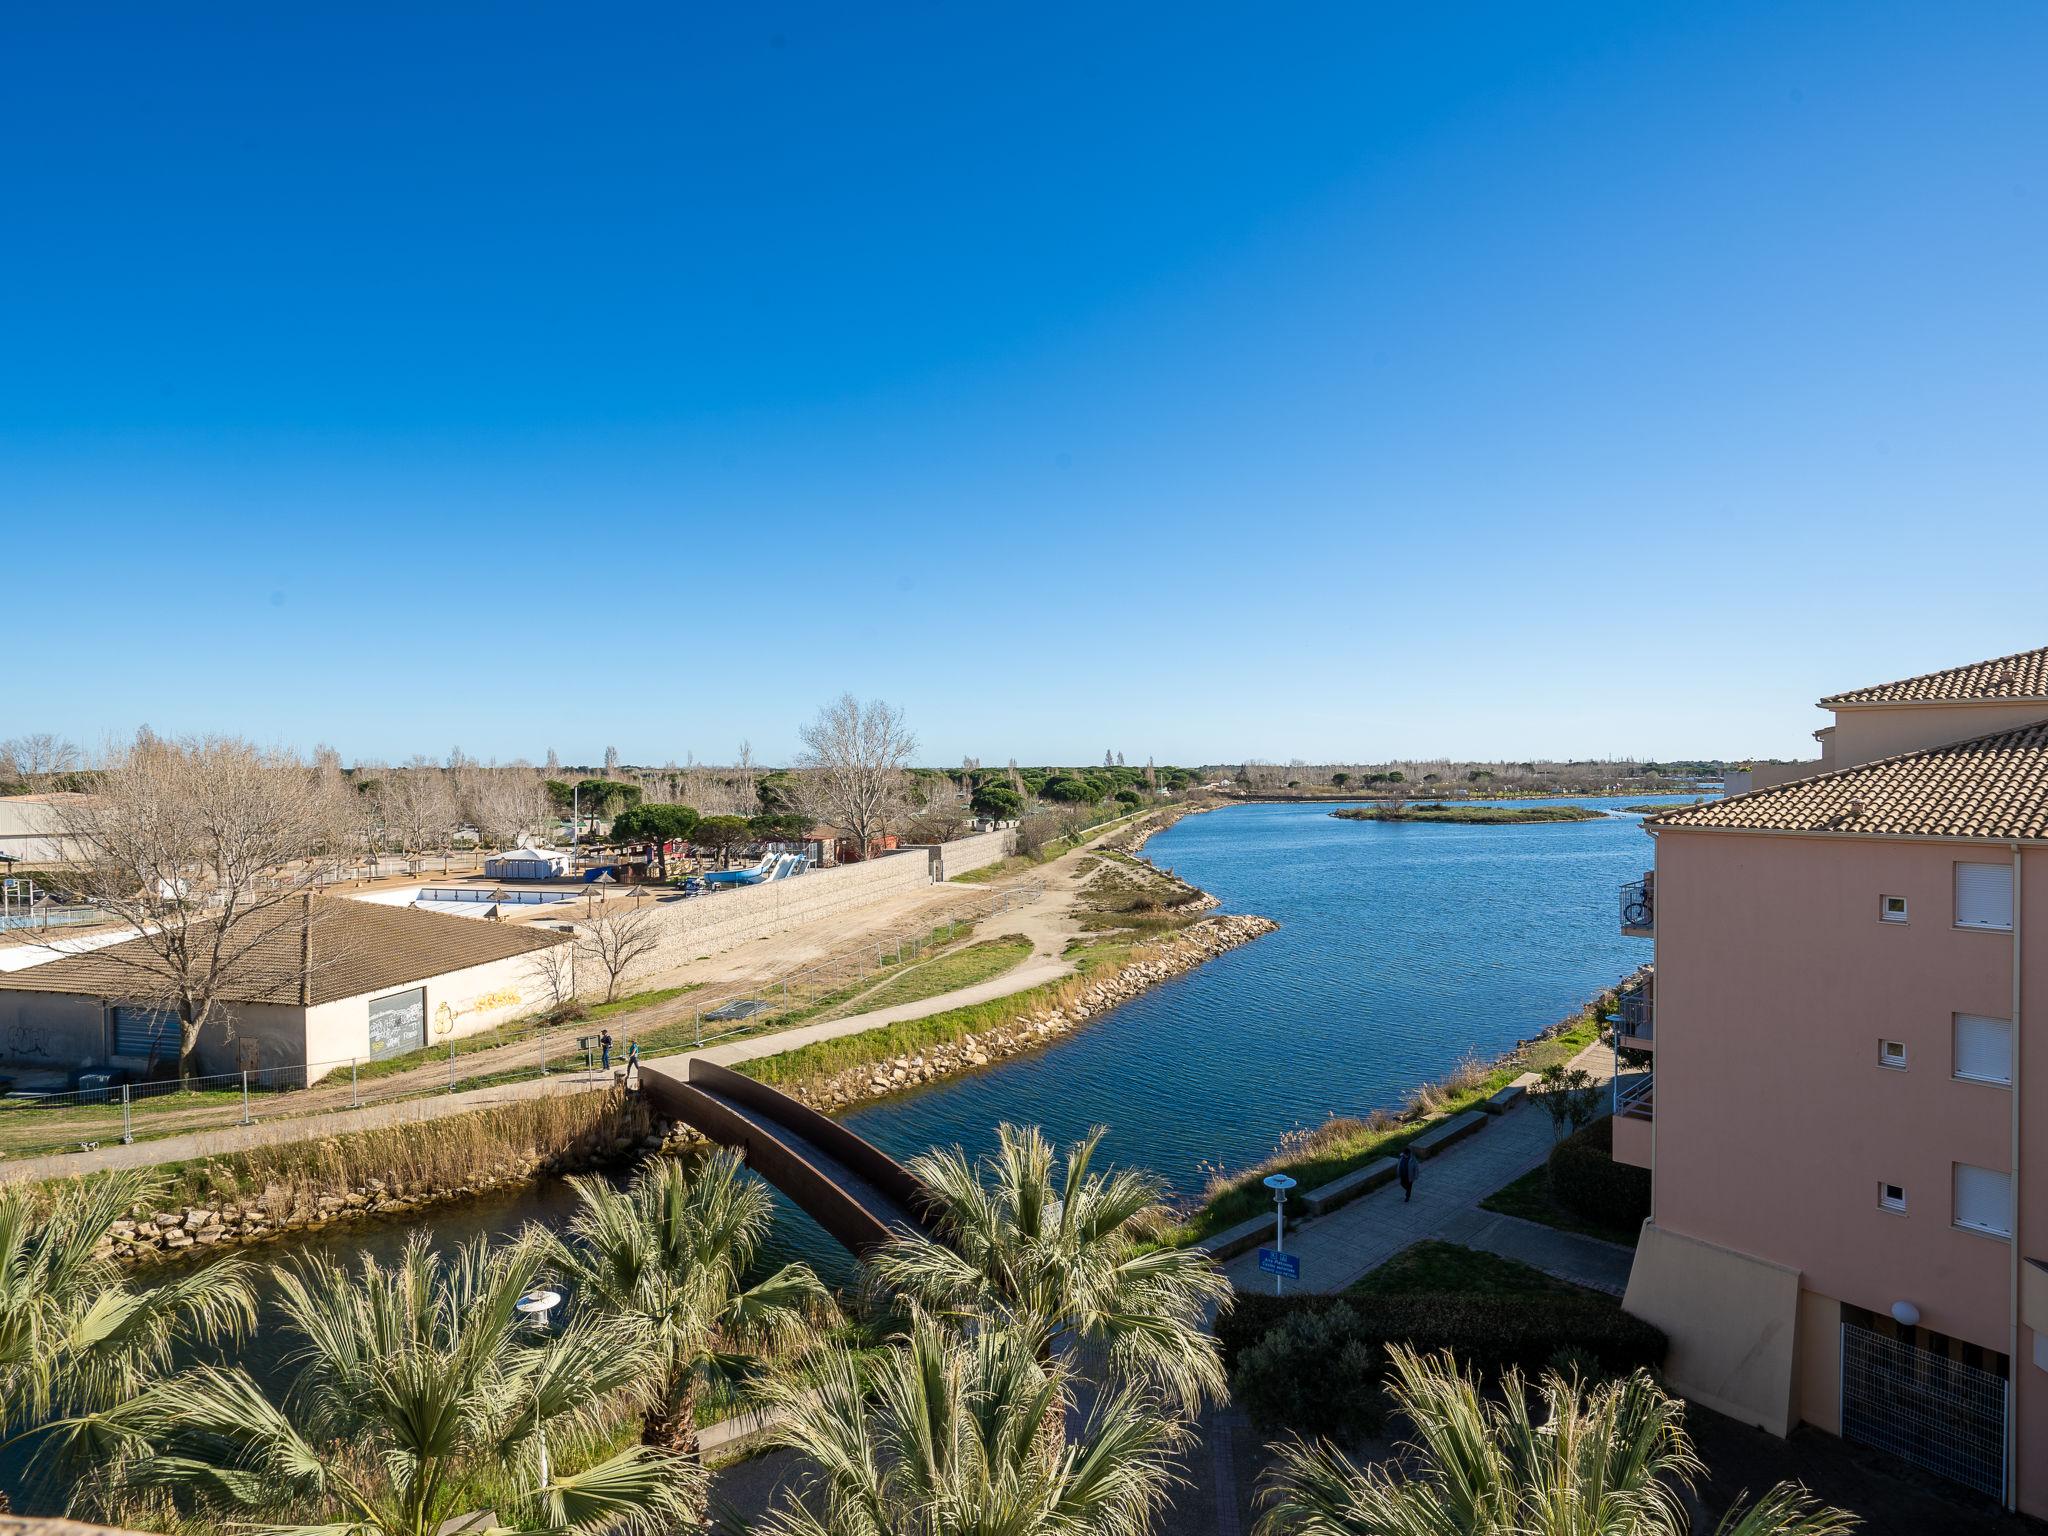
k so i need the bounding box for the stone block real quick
[1411,1108,1488,1158]
[1301,1156,1398,1216]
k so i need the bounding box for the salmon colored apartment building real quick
[1615,645,2048,1513]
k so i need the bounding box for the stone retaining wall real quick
[94,1090,701,1266]
[634,850,937,971]
[913,827,1014,879]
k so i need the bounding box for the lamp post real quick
[1263,1173,1296,1296]
[515,1287,563,1490]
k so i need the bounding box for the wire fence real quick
[0,879,1047,1161]
[668,879,1046,1052]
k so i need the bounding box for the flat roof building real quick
[0,897,570,1082]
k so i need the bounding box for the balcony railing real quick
[1615,1073,1655,1121]
[1619,878,1654,935]
[1614,985,1653,1043]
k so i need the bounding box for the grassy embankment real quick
[1331,803,1605,825]
[1162,996,1611,1249]
[813,934,1031,1018]
[741,935,1134,1092]
[22,1088,648,1215]
[740,852,1213,1093]
[0,917,1005,1160]
[948,803,1166,885]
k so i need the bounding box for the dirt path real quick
[0,809,1190,1172]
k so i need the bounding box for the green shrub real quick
[1218,1291,1665,1390]
[1548,1117,1652,1231]
[1232,1303,1388,1440]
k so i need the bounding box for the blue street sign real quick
[1257,1248,1300,1281]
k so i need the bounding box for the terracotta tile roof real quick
[1821,645,2048,706]
[1649,722,2048,841]
[0,897,570,1004]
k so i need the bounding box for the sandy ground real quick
[0,812,1174,1169]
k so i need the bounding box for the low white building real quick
[0,898,572,1081]
[483,846,575,880]
[0,793,93,866]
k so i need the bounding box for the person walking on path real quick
[600,1029,613,1071]
[1397,1147,1419,1202]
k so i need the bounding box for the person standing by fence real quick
[600,1029,613,1071]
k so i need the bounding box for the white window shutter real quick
[1955,1164,2012,1236]
[1956,863,2014,929]
[1955,1014,2013,1084]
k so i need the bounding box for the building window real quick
[1954,1014,2013,1086]
[1879,1182,1907,1213]
[1880,895,1908,923]
[1879,1039,1908,1070]
[1954,1163,2013,1238]
[1955,862,2014,931]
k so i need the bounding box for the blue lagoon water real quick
[750,795,1680,1279]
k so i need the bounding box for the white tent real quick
[483,847,572,881]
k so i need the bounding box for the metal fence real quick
[0,879,1046,1158]
[2,1034,609,1151]
[671,880,1046,1051]
[1841,1321,2007,1500]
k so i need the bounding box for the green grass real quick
[1481,1164,1643,1247]
[1166,1006,1609,1248]
[1347,1239,1577,1298]
[1331,804,1604,824]
[347,981,705,1083]
[832,934,1033,1015]
[948,806,1156,883]
[739,935,1146,1092]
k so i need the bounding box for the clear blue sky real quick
[9,3,2045,767]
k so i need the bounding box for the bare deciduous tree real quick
[577,901,659,1003]
[794,695,916,861]
[527,939,579,1016]
[380,758,459,857]
[455,762,549,849]
[54,731,337,1075]
[1,733,82,779]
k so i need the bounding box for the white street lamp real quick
[1263,1174,1296,1296]
[515,1288,563,1489]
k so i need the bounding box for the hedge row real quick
[1218,1289,1668,1378]
[1549,1117,1653,1230]
[1224,1289,1668,1438]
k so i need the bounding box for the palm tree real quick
[1256,1345,1857,1536]
[0,1168,254,1510]
[759,1306,1190,1536]
[97,1231,700,1536]
[551,1151,834,1462]
[867,1123,1230,1417]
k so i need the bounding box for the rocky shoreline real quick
[94,822,1270,1268]
[780,911,1277,1113]
[95,1090,700,1267]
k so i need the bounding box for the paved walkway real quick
[0,813,1161,1184]
[1221,1041,1632,1296]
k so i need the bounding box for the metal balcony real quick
[1614,1072,1655,1121]
[1613,983,1653,1046]
[1619,877,1654,937]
